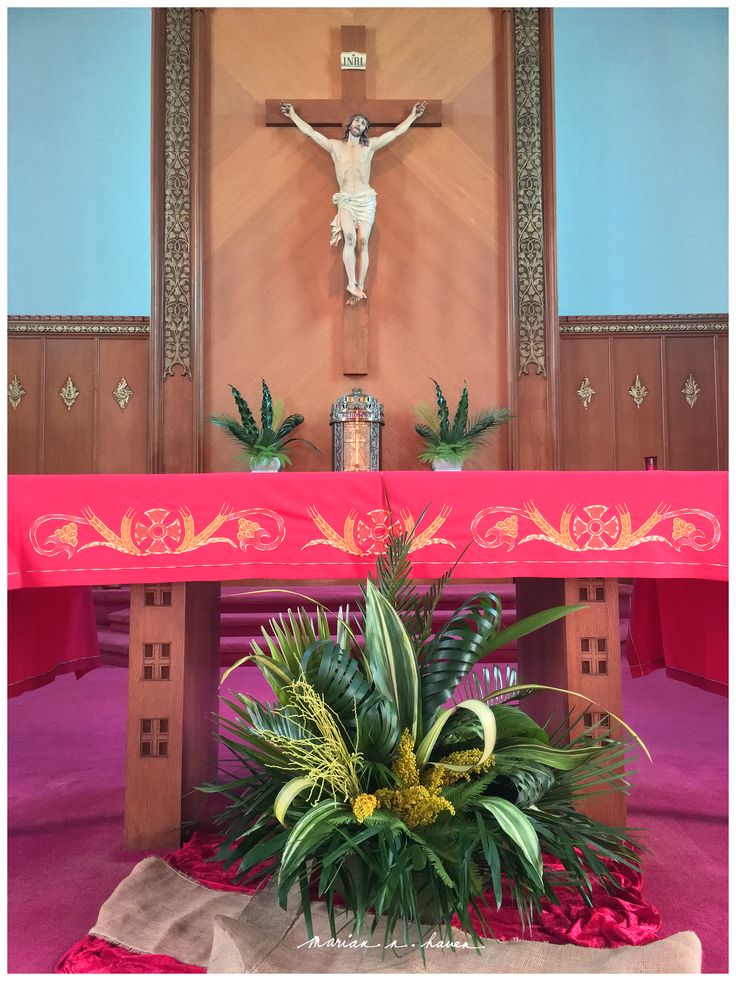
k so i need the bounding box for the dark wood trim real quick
[8,315,150,336]
[191,8,206,473]
[539,8,560,469]
[559,313,728,335]
[502,8,521,471]
[149,9,167,474]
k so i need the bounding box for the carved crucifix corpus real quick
[266,25,442,375]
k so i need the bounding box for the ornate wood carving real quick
[163,8,192,379]
[681,373,700,408]
[560,313,728,335]
[59,376,80,411]
[576,376,595,409]
[513,8,546,376]
[113,377,134,411]
[628,374,648,408]
[8,375,26,410]
[8,315,150,336]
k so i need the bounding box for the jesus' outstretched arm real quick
[279,102,333,152]
[369,101,427,151]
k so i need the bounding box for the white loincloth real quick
[329,189,377,246]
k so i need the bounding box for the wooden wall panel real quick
[559,338,613,469]
[611,337,664,469]
[716,335,728,469]
[98,340,150,473]
[8,323,150,475]
[8,339,44,474]
[664,336,718,471]
[203,8,513,473]
[42,339,96,474]
[559,324,726,472]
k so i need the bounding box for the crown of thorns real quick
[344,113,371,145]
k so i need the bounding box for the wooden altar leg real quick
[124,581,220,849]
[515,577,625,827]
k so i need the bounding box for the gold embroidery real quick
[238,518,262,542]
[303,506,454,555]
[56,523,79,546]
[29,506,285,559]
[472,502,720,553]
[673,517,696,540]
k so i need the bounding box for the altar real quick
[8,469,727,848]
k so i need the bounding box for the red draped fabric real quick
[54,832,661,973]
[8,586,101,697]
[9,470,727,588]
[9,470,726,695]
[624,579,728,695]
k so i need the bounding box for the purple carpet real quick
[8,663,728,973]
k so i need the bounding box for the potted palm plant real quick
[211,380,317,471]
[415,380,512,470]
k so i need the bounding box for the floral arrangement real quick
[415,379,512,468]
[211,380,317,470]
[204,528,646,950]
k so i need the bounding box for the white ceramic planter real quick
[431,459,463,472]
[250,458,282,473]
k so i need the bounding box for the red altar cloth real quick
[624,579,728,696]
[8,586,101,697]
[8,470,727,588]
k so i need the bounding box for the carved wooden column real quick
[515,577,625,827]
[149,7,206,474]
[134,9,220,849]
[510,8,560,470]
[125,580,220,849]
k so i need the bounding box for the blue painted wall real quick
[554,8,728,315]
[8,8,151,315]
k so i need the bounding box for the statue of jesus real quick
[280,101,427,304]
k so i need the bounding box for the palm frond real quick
[229,385,259,440]
[260,379,273,431]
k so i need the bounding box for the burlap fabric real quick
[90,857,701,973]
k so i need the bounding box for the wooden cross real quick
[266,24,442,375]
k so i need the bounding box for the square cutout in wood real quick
[144,583,173,607]
[142,641,172,681]
[578,579,606,602]
[140,718,169,757]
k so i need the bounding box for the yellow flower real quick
[351,793,379,823]
[421,750,496,793]
[376,785,455,828]
[393,729,420,787]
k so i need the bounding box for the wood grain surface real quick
[202,8,513,473]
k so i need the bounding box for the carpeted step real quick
[94,583,631,667]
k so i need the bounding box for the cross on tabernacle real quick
[266,24,442,375]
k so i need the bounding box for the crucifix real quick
[266,24,442,375]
